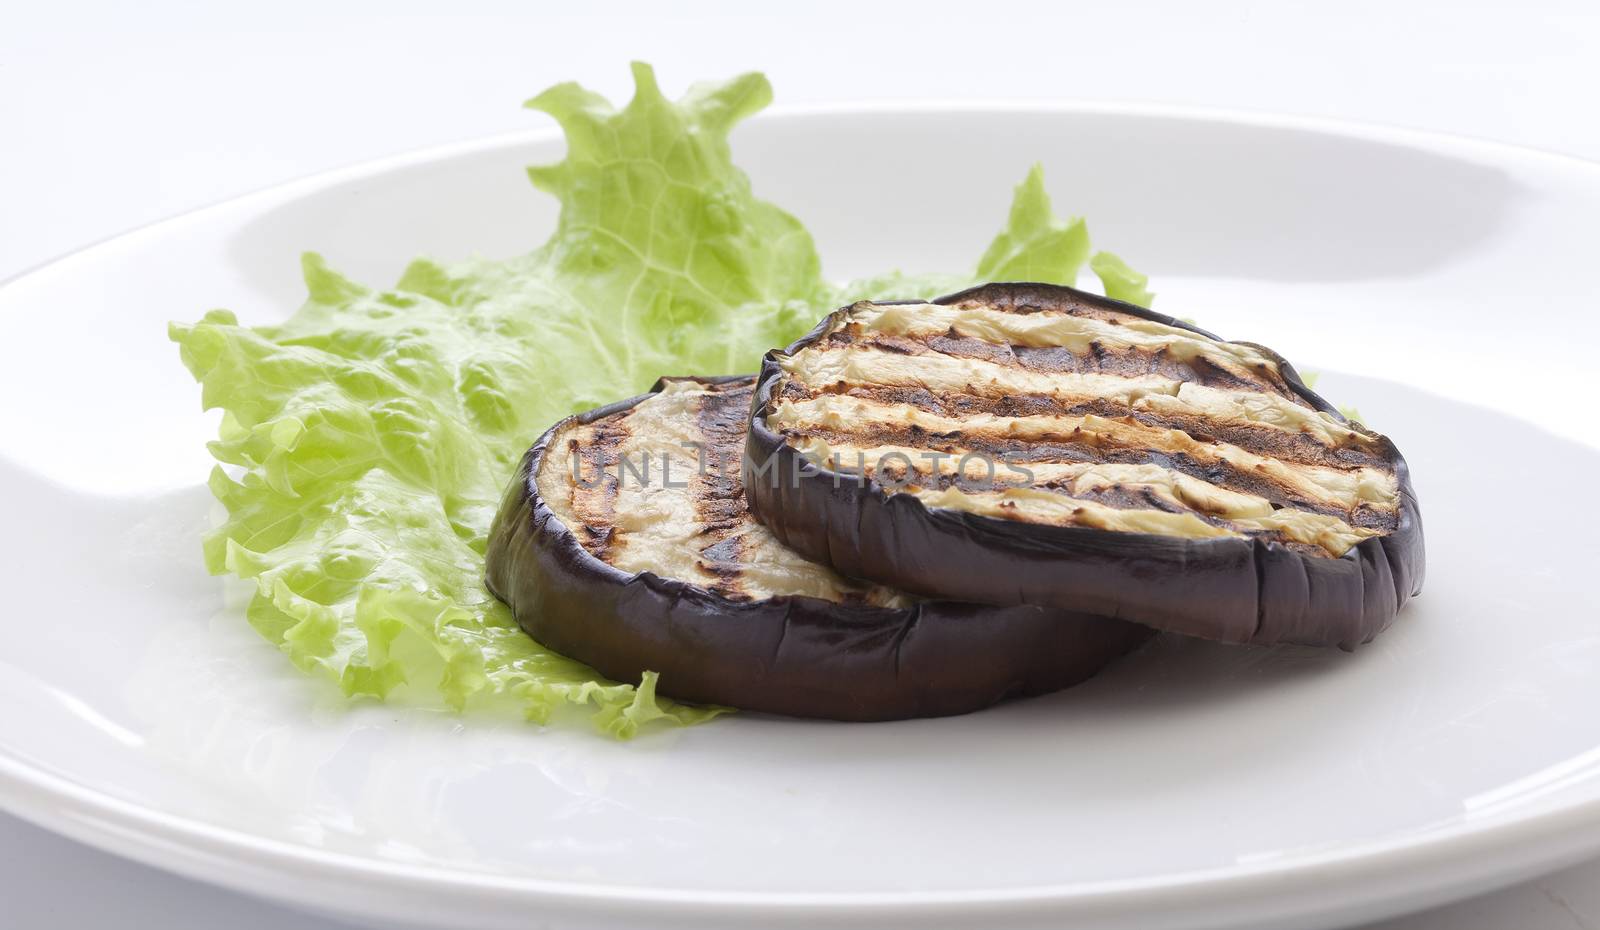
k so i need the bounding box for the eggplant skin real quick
[745,283,1426,650]
[484,376,1151,722]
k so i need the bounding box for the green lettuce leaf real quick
[975,164,1091,284]
[1090,251,1156,308]
[836,163,1152,309]
[171,63,1152,737]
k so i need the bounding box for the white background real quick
[4,2,1600,927]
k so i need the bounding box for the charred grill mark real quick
[1186,352,1268,395]
[789,419,1395,531]
[1146,408,1386,469]
[569,417,629,562]
[1137,485,1184,514]
[782,382,1389,470]
[929,476,1338,554]
[692,383,757,600]
[1007,344,1080,373]
[862,332,925,355]
[699,536,743,564]
[1246,535,1330,558]
[1350,503,1396,531]
[1025,479,1220,523]
[892,465,1321,549]
[818,329,1309,404]
[949,295,1136,324]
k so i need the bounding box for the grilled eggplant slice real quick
[485,375,1149,721]
[745,283,1424,649]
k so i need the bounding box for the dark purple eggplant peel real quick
[744,282,1425,649]
[484,375,1149,721]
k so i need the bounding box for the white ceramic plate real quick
[2,102,1599,930]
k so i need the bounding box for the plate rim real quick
[5,97,1600,925]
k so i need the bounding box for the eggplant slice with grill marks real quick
[745,283,1425,649]
[484,375,1150,721]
